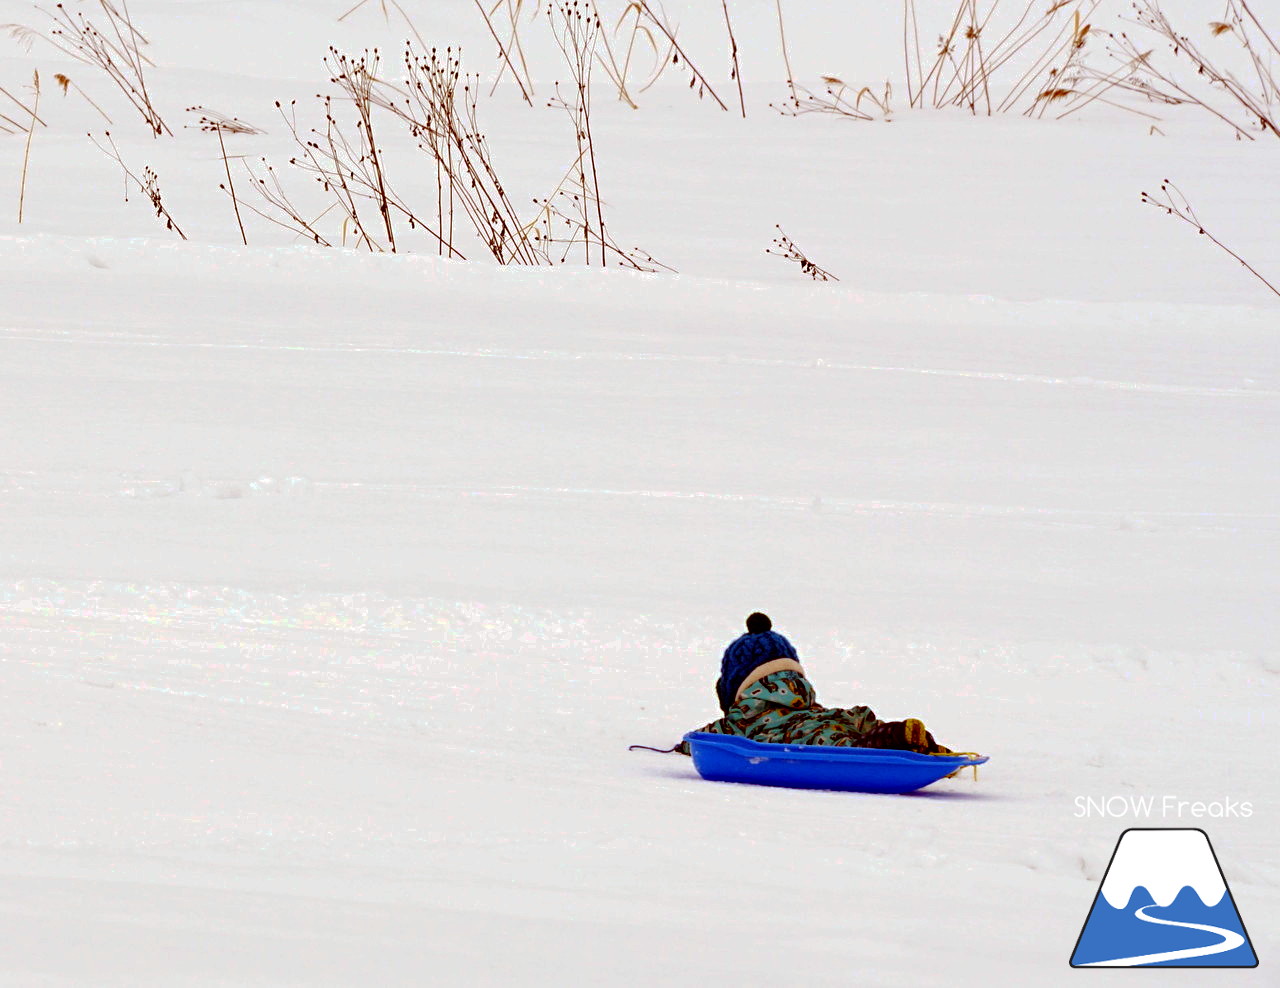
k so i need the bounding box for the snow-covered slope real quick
[1,1,1277,984]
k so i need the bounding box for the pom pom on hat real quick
[745,612,772,634]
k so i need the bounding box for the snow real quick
[1,0,1278,984]
[1100,830,1227,909]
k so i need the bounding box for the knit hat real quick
[715,612,799,713]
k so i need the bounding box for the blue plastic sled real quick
[683,731,989,794]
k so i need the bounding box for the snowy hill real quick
[1,0,1277,984]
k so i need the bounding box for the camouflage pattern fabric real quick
[677,670,947,754]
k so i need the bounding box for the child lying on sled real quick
[675,612,952,755]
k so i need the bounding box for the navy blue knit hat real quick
[714,613,799,713]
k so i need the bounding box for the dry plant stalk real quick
[1099,0,1279,140]
[1,79,47,135]
[266,50,452,255]
[278,94,387,250]
[773,76,892,120]
[235,156,336,246]
[187,107,261,245]
[18,71,40,222]
[531,3,667,271]
[337,0,388,20]
[772,0,890,121]
[264,54,424,254]
[784,0,1111,122]
[188,33,665,270]
[37,0,169,136]
[546,1,607,266]
[776,0,797,106]
[477,0,536,102]
[723,0,745,117]
[54,71,113,122]
[525,185,673,270]
[385,46,461,257]
[325,49,399,251]
[4,22,42,51]
[88,130,186,237]
[371,44,531,262]
[766,226,838,281]
[902,0,1125,118]
[636,0,729,110]
[903,0,924,112]
[217,124,246,244]
[592,1,673,108]
[187,106,264,135]
[1141,180,1279,299]
[1024,8,1094,117]
[337,0,429,50]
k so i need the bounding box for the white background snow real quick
[1,0,1277,983]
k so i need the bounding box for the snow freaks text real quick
[1073,796,1254,819]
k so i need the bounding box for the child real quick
[677,612,952,754]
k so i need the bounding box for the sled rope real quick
[934,754,983,781]
[628,744,681,754]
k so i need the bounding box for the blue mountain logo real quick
[1071,828,1258,967]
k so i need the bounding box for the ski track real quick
[2,470,1276,534]
[0,327,1273,400]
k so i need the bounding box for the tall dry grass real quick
[1097,0,1279,140]
[1,75,45,135]
[23,0,169,136]
[903,0,1118,117]
[17,70,40,222]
